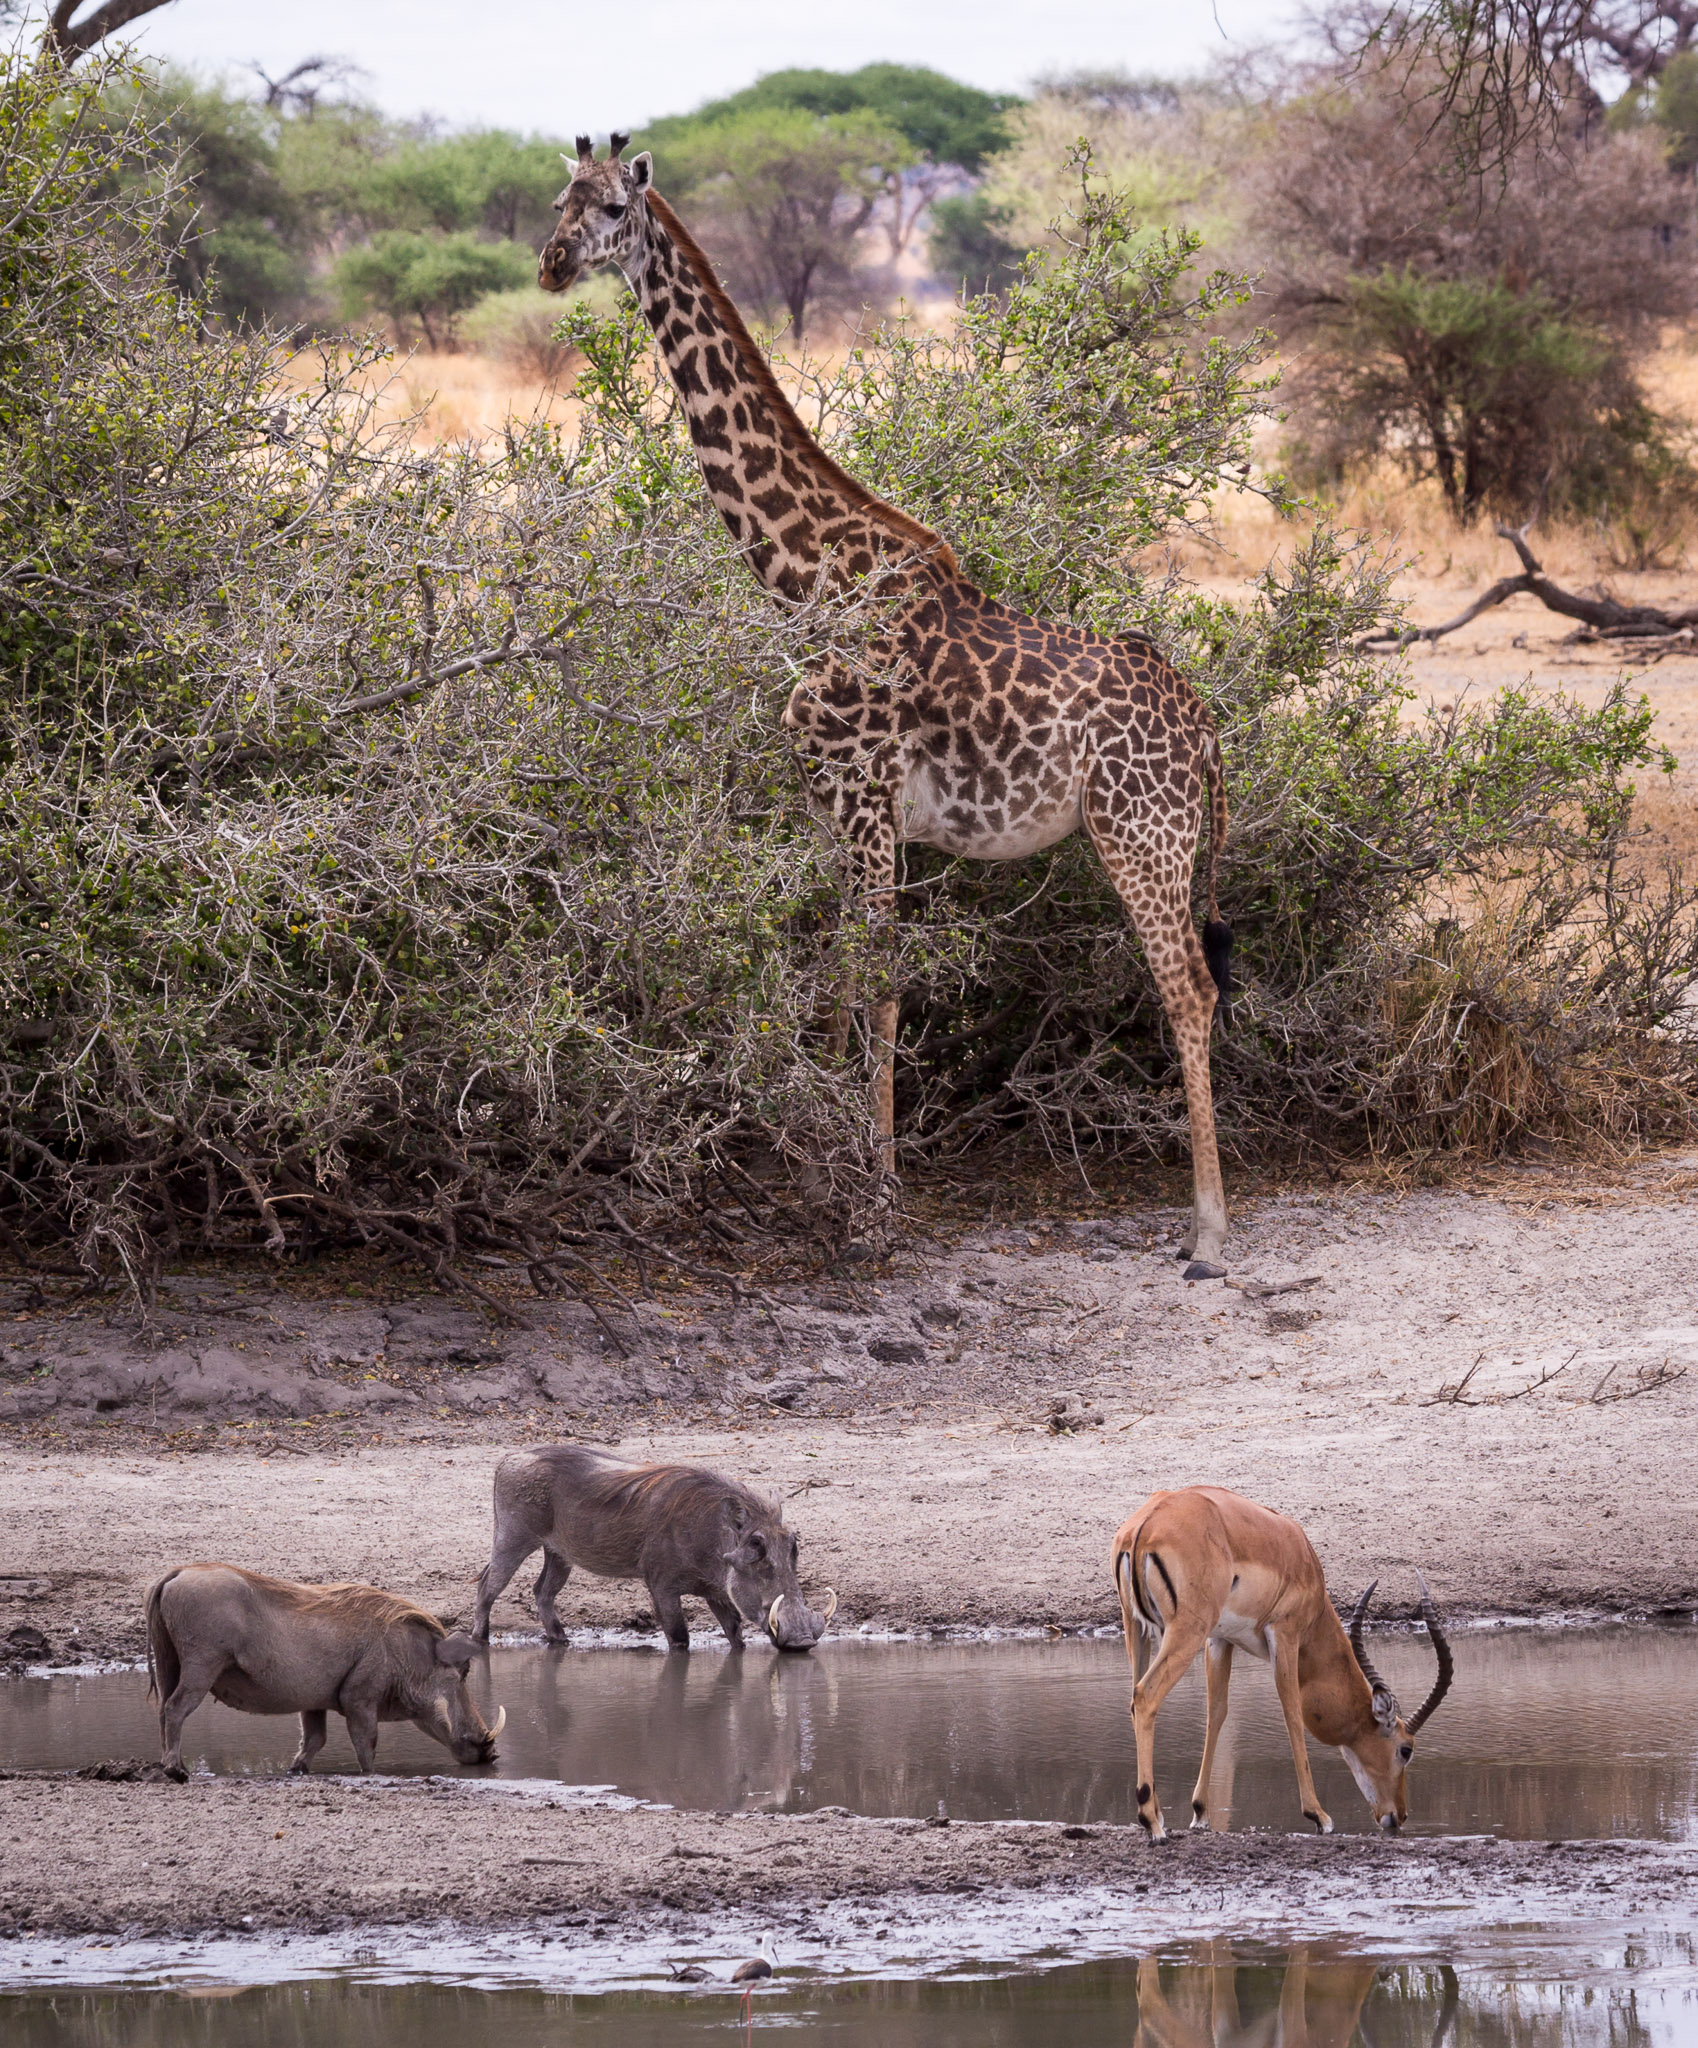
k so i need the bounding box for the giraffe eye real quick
[604,201,628,220]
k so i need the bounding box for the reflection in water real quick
[1,1948,1688,2047]
[7,1627,1698,1840]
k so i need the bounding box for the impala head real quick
[1341,1573,1453,1831]
[540,133,652,294]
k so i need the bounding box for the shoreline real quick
[1,1773,1692,1968]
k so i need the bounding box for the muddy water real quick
[4,1947,1695,2047]
[7,1626,1697,1840]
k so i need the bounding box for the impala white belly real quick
[1211,1607,1271,1659]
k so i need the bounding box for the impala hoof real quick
[1183,1260,1226,1282]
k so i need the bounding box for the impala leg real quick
[1130,1617,1208,1842]
[1190,1637,1234,1829]
[1269,1627,1332,1833]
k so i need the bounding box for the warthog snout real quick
[765,1588,837,1653]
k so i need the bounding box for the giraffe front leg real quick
[842,797,899,1188]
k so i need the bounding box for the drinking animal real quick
[146,1563,503,1778]
[1112,1485,1452,1838]
[471,1445,836,1651]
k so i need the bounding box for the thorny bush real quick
[2,85,1695,1306]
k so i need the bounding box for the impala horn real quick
[1347,1580,1400,1723]
[766,1596,784,1643]
[1406,1569,1454,1733]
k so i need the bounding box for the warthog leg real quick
[704,1590,745,1648]
[649,1583,691,1652]
[158,1652,227,1779]
[533,1545,573,1643]
[472,1524,543,1642]
[343,1701,380,1773]
[288,1709,328,1775]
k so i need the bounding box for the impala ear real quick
[629,151,653,192]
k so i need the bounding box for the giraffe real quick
[539,137,1236,1278]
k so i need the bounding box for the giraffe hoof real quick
[1182,1260,1226,1282]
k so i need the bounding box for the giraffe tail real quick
[1201,726,1233,1030]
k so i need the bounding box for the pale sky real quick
[99,0,1287,133]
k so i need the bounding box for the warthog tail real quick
[145,1570,179,1704]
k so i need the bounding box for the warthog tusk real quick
[766,1596,784,1639]
[489,1705,506,1739]
[820,1589,838,1628]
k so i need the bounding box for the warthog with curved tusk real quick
[472,1444,836,1652]
[146,1563,504,1779]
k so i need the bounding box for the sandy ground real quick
[1,1769,1691,1953]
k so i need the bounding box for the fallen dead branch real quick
[1582,1358,1688,1404]
[1358,520,1698,651]
[1224,1275,1324,1300]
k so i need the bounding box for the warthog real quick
[146,1562,505,1778]
[472,1445,837,1652]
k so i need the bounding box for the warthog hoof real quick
[1182,1260,1227,1282]
[164,1762,188,1784]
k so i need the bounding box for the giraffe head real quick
[539,133,652,293]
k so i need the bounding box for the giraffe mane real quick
[644,190,960,575]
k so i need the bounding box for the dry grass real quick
[276,346,583,451]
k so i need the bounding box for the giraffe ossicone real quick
[540,142,1235,1276]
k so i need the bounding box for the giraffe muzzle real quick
[538,239,581,294]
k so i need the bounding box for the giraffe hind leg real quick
[1083,809,1228,1274]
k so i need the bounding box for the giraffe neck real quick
[623,193,955,601]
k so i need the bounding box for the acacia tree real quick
[669,63,1015,262]
[40,0,173,64]
[659,107,912,335]
[1251,49,1693,519]
[1349,0,1698,159]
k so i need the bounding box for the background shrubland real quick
[4,47,1696,1299]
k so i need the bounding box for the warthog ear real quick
[435,1631,480,1670]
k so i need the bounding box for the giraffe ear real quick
[628,151,653,191]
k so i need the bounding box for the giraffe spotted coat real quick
[540,139,1234,1273]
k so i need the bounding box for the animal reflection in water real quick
[1134,1950,1460,2048]
[537,1640,824,1811]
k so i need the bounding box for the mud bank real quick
[0,1771,1692,1955]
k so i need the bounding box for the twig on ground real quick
[1422,1354,1484,1406]
[1493,1350,1576,1401]
[1223,1275,1323,1300]
[1588,1358,1687,1404]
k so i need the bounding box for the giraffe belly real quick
[896,771,1084,861]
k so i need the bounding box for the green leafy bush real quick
[2,64,1692,1297]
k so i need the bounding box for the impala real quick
[1111,1485,1453,1839]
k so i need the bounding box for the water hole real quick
[7,1624,1698,1839]
[4,1944,1696,2046]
